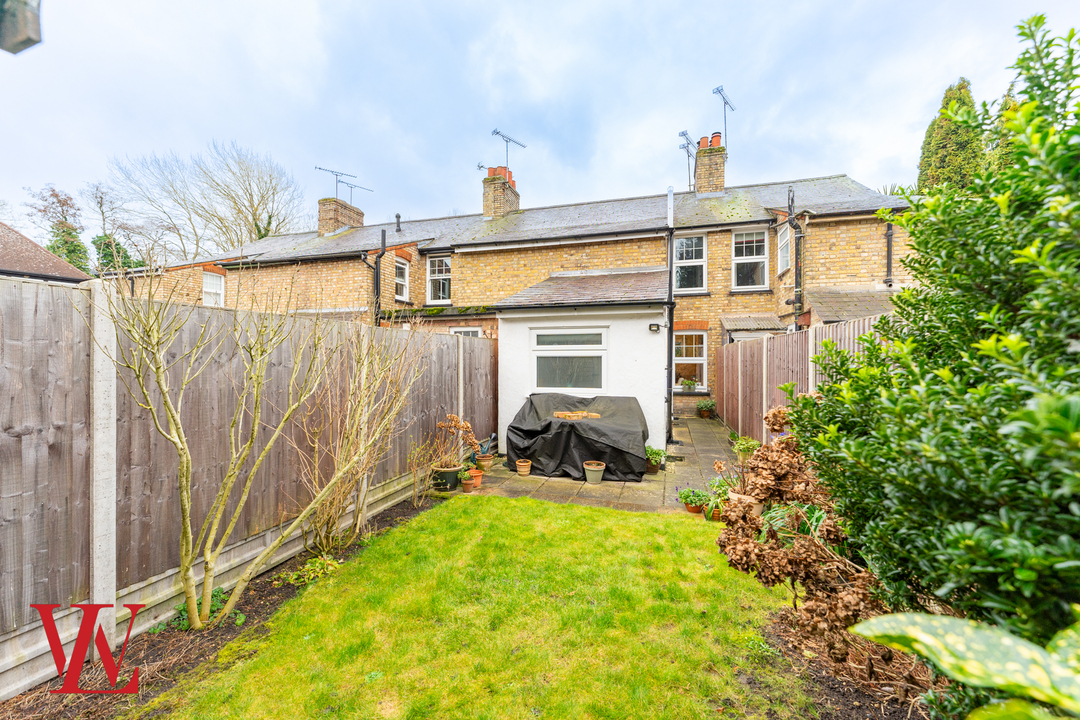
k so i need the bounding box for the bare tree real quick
[110,141,307,261]
[292,316,430,555]
[24,184,82,233]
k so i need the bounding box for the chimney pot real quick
[710,132,723,147]
[487,167,496,177]
[699,137,708,149]
[482,166,520,218]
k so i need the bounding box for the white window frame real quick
[394,258,409,301]
[426,255,451,305]
[531,327,608,394]
[731,228,769,291]
[673,234,707,293]
[450,327,480,337]
[202,271,224,307]
[777,224,791,274]
[673,331,708,391]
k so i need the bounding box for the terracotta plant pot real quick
[461,476,475,493]
[583,460,605,484]
[516,459,532,477]
[685,503,704,514]
[727,491,765,516]
[645,460,660,475]
[699,409,711,419]
[705,507,722,521]
[475,453,494,472]
[468,467,483,488]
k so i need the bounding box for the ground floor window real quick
[674,332,706,389]
[450,327,480,337]
[532,328,606,391]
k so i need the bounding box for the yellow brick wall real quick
[450,236,668,307]
[132,265,223,307]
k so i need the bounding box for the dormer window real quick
[427,255,451,304]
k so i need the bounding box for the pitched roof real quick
[717,314,788,331]
[220,174,908,266]
[492,267,670,310]
[806,288,896,323]
[0,222,91,282]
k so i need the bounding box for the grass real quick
[134,496,814,720]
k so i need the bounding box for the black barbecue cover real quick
[505,393,649,482]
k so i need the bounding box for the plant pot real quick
[475,453,494,472]
[685,503,704,514]
[727,492,764,516]
[736,450,752,465]
[699,409,711,419]
[515,459,532,477]
[461,476,475,493]
[468,468,483,488]
[432,465,462,491]
[645,460,661,475]
[583,460,605,484]
[704,507,722,521]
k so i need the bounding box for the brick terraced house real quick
[182,132,911,441]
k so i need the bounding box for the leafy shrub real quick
[272,555,341,589]
[645,445,666,464]
[696,399,716,412]
[731,435,761,456]
[149,587,245,633]
[789,15,1080,646]
[676,487,710,506]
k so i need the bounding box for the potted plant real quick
[676,487,709,513]
[732,435,761,465]
[703,496,725,521]
[431,414,483,491]
[680,378,697,392]
[697,398,716,419]
[473,434,495,472]
[645,445,666,474]
[583,460,605,484]
[467,462,483,488]
[515,458,532,476]
[458,466,475,493]
[711,459,764,516]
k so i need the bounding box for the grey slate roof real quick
[717,314,788,331]
[0,222,90,282]
[806,288,896,323]
[220,174,908,267]
[492,267,670,310]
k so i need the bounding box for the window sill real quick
[674,291,711,298]
[776,267,791,280]
[395,298,414,306]
[729,289,772,295]
[424,302,452,307]
[674,389,711,396]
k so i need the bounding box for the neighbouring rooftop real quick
[492,267,670,310]
[806,288,896,323]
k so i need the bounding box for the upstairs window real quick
[202,271,224,307]
[394,259,409,301]
[427,255,451,304]
[777,224,791,273]
[732,230,768,290]
[674,236,706,292]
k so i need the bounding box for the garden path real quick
[466,416,736,513]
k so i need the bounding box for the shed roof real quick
[806,288,896,323]
[219,174,908,267]
[492,267,669,310]
[716,314,788,331]
[0,222,91,282]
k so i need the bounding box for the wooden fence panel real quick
[462,336,497,443]
[767,331,809,414]
[0,281,91,631]
[811,314,883,387]
[721,343,739,429]
[740,338,764,442]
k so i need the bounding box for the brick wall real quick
[483,167,520,218]
[694,136,727,193]
[132,264,225,307]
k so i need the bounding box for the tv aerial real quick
[315,166,359,199]
[712,86,736,150]
[678,130,696,191]
[340,181,373,204]
[491,129,526,168]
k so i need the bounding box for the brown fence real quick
[715,315,883,442]
[0,277,497,698]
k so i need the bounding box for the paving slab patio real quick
[449,416,737,513]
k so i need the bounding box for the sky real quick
[2,0,1079,240]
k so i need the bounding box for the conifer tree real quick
[917,78,985,190]
[92,234,143,272]
[46,222,91,274]
[985,86,1019,174]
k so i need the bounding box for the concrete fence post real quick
[88,280,118,654]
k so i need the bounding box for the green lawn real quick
[136,496,813,720]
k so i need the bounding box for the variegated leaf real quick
[850,613,1080,715]
[1047,621,1080,672]
[966,699,1058,720]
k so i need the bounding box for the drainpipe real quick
[666,186,675,443]
[359,229,388,321]
[791,215,805,330]
[884,222,894,286]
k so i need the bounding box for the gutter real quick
[0,270,88,285]
[490,299,674,313]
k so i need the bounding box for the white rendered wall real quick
[497,305,668,453]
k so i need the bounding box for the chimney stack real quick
[483,166,520,218]
[694,132,727,193]
[318,197,365,236]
